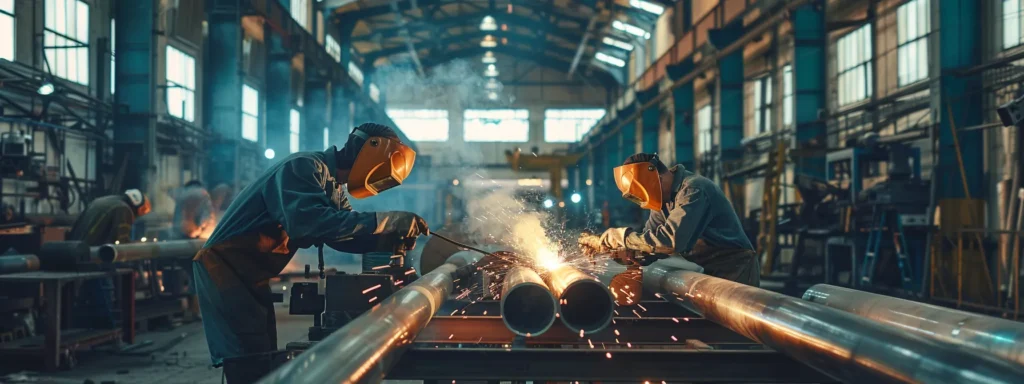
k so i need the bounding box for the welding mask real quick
[613,161,663,210]
[347,132,417,199]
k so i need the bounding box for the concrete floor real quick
[0,289,311,384]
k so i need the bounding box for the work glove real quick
[600,227,631,250]
[578,231,608,257]
[374,211,430,239]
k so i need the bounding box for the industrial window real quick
[109,19,115,93]
[1004,0,1024,49]
[544,109,606,142]
[349,62,364,86]
[752,76,773,134]
[325,35,342,62]
[323,127,330,149]
[44,0,90,85]
[166,45,196,122]
[464,109,530,142]
[836,24,872,106]
[242,84,259,142]
[369,83,380,103]
[291,0,308,30]
[782,64,794,127]
[696,104,712,154]
[897,0,929,86]
[1,0,15,62]
[387,109,449,142]
[290,109,301,153]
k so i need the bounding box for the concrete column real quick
[305,77,329,151]
[791,1,827,179]
[711,22,745,164]
[935,0,983,199]
[637,88,660,154]
[205,0,243,186]
[668,58,695,170]
[265,28,293,158]
[114,0,156,192]
[330,82,353,146]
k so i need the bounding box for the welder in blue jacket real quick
[193,123,427,366]
[579,153,759,286]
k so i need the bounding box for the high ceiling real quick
[329,0,671,87]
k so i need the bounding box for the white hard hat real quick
[124,189,145,207]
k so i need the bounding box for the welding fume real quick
[191,123,428,367]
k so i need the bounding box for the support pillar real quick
[711,22,745,164]
[792,1,827,180]
[638,88,660,154]
[305,76,328,151]
[265,28,293,158]
[205,0,243,186]
[330,82,353,145]
[935,0,983,199]
[668,59,695,170]
[114,0,156,192]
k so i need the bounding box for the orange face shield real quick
[347,136,416,199]
[613,162,663,210]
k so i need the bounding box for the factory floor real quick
[0,288,310,384]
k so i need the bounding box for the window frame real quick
[43,0,91,85]
[543,108,606,143]
[290,0,309,30]
[836,23,873,106]
[463,109,530,143]
[896,0,930,86]
[325,34,342,63]
[1,0,16,62]
[1004,0,1023,50]
[242,84,260,142]
[782,64,794,127]
[752,76,773,134]
[165,45,197,122]
[386,109,451,142]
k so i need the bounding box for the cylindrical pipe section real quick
[545,265,613,335]
[38,241,97,270]
[97,239,206,263]
[259,251,481,383]
[0,254,40,274]
[643,264,1024,383]
[804,284,1024,366]
[500,266,557,336]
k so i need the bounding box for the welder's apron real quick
[684,242,760,287]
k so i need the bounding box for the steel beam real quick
[803,284,1024,366]
[643,263,1024,383]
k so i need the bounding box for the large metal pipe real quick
[0,254,40,274]
[259,250,482,383]
[643,262,1024,383]
[545,265,614,335]
[500,266,558,336]
[97,239,205,263]
[37,241,99,270]
[803,284,1024,366]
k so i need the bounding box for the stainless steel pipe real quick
[0,254,40,274]
[804,283,1024,367]
[259,250,482,383]
[545,265,614,335]
[643,262,1024,383]
[500,266,558,336]
[97,239,205,263]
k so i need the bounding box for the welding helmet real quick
[613,157,663,210]
[124,189,152,217]
[347,129,417,199]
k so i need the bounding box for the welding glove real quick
[374,211,431,239]
[578,231,607,257]
[600,227,632,250]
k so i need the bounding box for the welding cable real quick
[431,232,496,257]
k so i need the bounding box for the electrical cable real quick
[431,232,496,257]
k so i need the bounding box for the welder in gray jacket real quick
[193,123,427,366]
[579,153,759,286]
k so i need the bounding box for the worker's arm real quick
[623,187,709,254]
[111,205,136,244]
[263,157,378,243]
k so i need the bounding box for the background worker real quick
[579,153,759,286]
[171,180,216,239]
[193,123,429,369]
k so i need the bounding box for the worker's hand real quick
[374,211,430,238]
[578,231,607,257]
[600,227,631,250]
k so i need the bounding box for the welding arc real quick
[501,266,558,336]
[545,265,614,335]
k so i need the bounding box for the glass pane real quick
[387,109,450,142]
[0,0,12,12]
[464,109,530,142]
[242,115,259,142]
[543,108,606,142]
[0,13,13,61]
[76,1,88,40]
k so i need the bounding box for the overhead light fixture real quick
[543,199,554,209]
[485,78,501,90]
[480,15,497,31]
[613,20,650,40]
[596,52,626,67]
[487,91,499,101]
[570,193,582,204]
[629,0,665,15]
[602,37,634,51]
[518,178,544,187]
[484,64,499,77]
[264,148,276,159]
[481,35,498,48]
[482,51,497,64]
[37,80,55,96]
